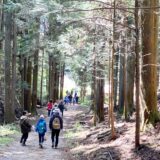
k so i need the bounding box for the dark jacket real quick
[20,115,32,134]
[49,112,63,130]
[58,102,65,112]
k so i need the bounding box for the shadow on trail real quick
[134,145,160,160]
[72,146,121,160]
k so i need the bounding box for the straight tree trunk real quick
[4,9,14,123]
[0,0,4,98]
[123,37,128,120]
[60,63,65,99]
[113,47,119,108]
[52,59,56,102]
[126,43,136,116]
[40,49,44,105]
[135,0,140,148]
[11,13,17,112]
[55,62,59,100]
[141,0,159,124]
[49,54,53,100]
[110,0,116,139]
[24,57,28,110]
[27,60,32,112]
[32,31,40,113]
[118,40,125,112]
[96,63,104,122]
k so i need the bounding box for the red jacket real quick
[47,102,53,110]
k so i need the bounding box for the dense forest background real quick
[0,0,160,149]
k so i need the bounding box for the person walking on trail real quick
[35,114,47,148]
[50,106,62,118]
[49,111,63,148]
[58,100,66,117]
[20,111,32,146]
[47,99,53,117]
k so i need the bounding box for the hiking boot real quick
[51,143,54,148]
[55,145,58,149]
[22,143,26,146]
[39,143,43,148]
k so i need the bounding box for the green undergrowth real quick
[0,124,19,146]
[80,98,92,107]
[65,121,82,139]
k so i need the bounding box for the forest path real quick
[0,105,81,160]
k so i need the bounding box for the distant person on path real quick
[47,99,53,117]
[64,95,69,105]
[58,100,66,117]
[35,114,47,148]
[49,111,63,148]
[20,111,32,146]
[68,93,72,104]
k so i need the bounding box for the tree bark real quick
[32,31,40,113]
[40,49,44,105]
[27,60,32,112]
[60,63,65,99]
[11,13,17,113]
[141,0,159,124]
[110,0,116,139]
[4,9,14,123]
[118,40,125,112]
[135,0,140,148]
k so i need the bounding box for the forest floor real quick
[67,106,160,160]
[0,105,160,160]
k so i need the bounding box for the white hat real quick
[40,114,44,118]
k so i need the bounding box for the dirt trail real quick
[0,106,81,160]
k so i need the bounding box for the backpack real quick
[20,117,31,133]
[52,117,60,129]
[37,120,45,134]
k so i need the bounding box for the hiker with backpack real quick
[20,111,32,146]
[35,115,47,148]
[49,111,63,148]
[47,99,53,117]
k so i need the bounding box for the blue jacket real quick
[36,118,47,134]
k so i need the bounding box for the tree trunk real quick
[11,13,17,112]
[27,60,32,112]
[60,63,65,99]
[113,47,119,108]
[118,40,125,112]
[4,9,14,123]
[126,43,136,116]
[110,0,116,139]
[141,0,159,124]
[24,57,28,110]
[96,63,104,122]
[40,49,44,105]
[135,0,140,148]
[0,0,4,98]
[52,59,56,102]
[49,55,53,100]
[55,62,59,100]
[32,32,40,113]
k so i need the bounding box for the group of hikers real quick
[64,91,79,105]
[19,99,65,149]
